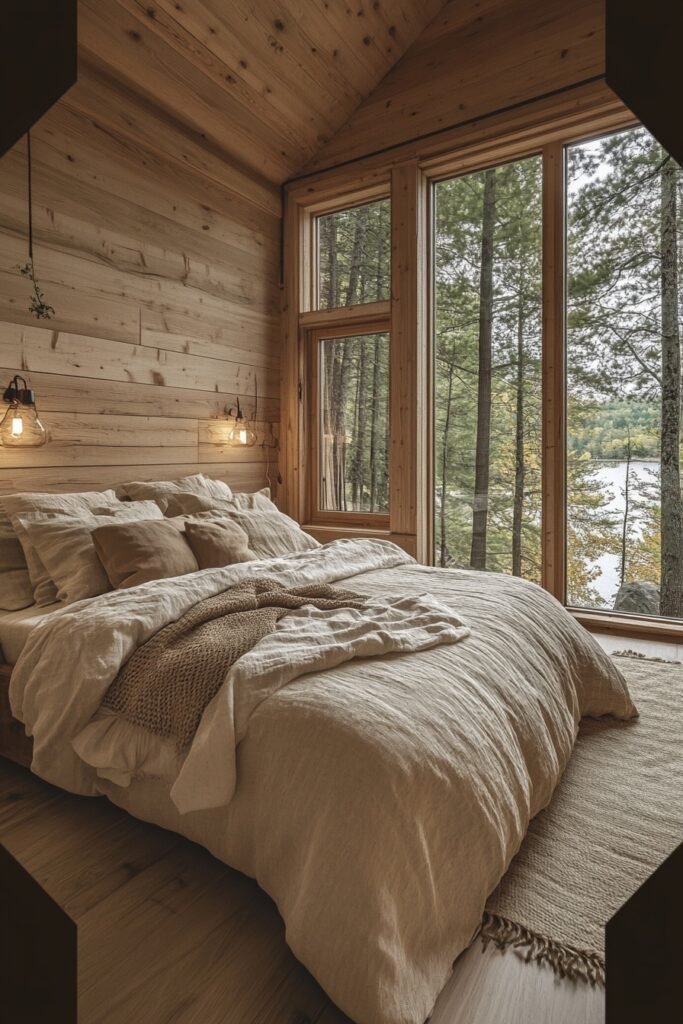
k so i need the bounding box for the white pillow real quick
[116,474,232,503]
[0,514,34,611]
[221,509,321,560]
[159,489,277,517]
[227,488,277,512]
[2,490,120,606]
[18,501,164,605]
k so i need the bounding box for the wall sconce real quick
[224,396,256,447]
[1,375,48,447]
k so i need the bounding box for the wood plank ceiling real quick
[78,0,450,187]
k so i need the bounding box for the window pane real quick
[319,332,389,513]
[317,199,390,309]
[566,126,683,620]
[433,156,543,579]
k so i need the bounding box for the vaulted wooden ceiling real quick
[77,0,449,187]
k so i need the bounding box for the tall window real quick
[566,126,683,620]
[433,156,543,579]
[306,196,391,522]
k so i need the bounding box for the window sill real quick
[572,608,683,644]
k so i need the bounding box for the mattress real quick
[0,603,62,665]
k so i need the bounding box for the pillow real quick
[116,474,232,503]
[18,501,164,604]
[0,514,34,611]
[227,488,276,512]
[184,519,257,569]
[2,490,120,606]
[221,509,320,559]
[160,488,277,518]
[92,519,199,589]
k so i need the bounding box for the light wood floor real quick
[0,758,603,1024]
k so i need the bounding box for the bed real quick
[0,482,636,1024]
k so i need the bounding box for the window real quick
[316,199,391,309]
[315,331,389,514]
[287,96,682,636]
[566,126,683,621]
[433,156,543,579]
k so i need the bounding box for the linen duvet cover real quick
[9,539,636,1024]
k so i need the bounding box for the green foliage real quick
[18,260,55,320]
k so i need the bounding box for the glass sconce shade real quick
[225,396,256,447]
[226,419,256,447]
[1,377,48,447]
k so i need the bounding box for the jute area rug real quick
[480,654,683,984]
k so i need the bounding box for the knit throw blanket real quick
[102,577,366,748]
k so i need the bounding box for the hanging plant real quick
[16,131,55,320]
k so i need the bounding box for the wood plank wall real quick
[0,71,281,497]
[305,0,606,173]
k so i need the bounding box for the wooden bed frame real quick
[0,662,33,768]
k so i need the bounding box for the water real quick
[591,460,659,606]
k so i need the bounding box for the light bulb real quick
[0,402,48,447]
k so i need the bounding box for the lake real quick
[589,460,659,607]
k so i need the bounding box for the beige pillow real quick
[222,509,321,559]
[93,519,199,589]
[160,488,277,517]
[0,514,34,611]
[18,501,164,604]
[116,474,232,503]
[2,490,120,606]
[184,519,257,569]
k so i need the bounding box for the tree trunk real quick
[345,205,368,306]
[511,300,525,577]
[470,168,497,570]
[439,361,455,567]
[659,156,683,618]
[350,338,368,509]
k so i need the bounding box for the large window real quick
[287,103,682,634]
[566,127,683,620]
[431,125,681,625]
[433,156,543,579]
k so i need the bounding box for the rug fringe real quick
[477,911,605,986]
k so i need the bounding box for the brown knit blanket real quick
[102,577,366,748]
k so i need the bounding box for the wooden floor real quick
[0,757,603,1024]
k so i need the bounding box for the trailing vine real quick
[17,130,55,320]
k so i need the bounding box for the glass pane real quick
[317,199,391,309]
[433,156,543,579]
[567,126,683,620]
[319,332,389,513]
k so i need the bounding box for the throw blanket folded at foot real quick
[74,573,470,810]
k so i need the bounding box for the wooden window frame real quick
[283,82,683,642]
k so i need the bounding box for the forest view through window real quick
[567,126,683,620]
[433,156,543,579]
[318,332,389,514]
[317,199,390,309]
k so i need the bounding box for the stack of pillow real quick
[0,473,320,612]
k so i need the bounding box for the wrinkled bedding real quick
[9,539,636,1024]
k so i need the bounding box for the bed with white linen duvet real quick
[9,538,635,1024]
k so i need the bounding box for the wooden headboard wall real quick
[0,68,281,497]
